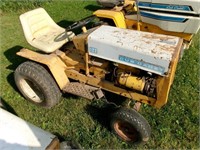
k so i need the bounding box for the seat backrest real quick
[19,8,60,44]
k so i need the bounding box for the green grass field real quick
[0,0,199,149]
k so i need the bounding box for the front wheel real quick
[110,108,151,145]
[14,61,61,108]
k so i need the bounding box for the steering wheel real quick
[66,15,96,31]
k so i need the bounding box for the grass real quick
[0,0,199,149]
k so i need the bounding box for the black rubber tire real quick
[14,61,61,108]
[110,107,151,145]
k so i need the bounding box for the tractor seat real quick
[19,8,75,53]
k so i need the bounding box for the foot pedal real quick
[63,82,104,100]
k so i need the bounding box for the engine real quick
[107,66,157,98]
[87,25,182,98]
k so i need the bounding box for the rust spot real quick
[117,41,123,45]
[164,72,168,75]
[145,41,151,44]
[143,34,174,40]
[151,49,157,54]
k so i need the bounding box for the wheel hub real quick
[114,120,139,142]
[19,78,44,103]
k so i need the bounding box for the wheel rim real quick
[114,120,139,142]
[19,77,45,103]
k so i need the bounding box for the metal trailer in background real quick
[94,0,200,48]
[0,108,59,150]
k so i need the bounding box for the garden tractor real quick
[15,7,184,144]
[94,0,200,48]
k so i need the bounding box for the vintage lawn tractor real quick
[15,7,183,144]
[94,0,200,48]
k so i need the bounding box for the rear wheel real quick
[110,107,151,145]
[14,61,61,108]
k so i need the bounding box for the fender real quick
[16,48,69,90]
[94,10,126,28]
[154,38,183,108]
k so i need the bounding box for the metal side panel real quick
[88,25,181,76]
[139,0,200,14]
[138,0,200,34]
[0,108,57,150]
[139,10,200,34]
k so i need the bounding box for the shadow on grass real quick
[4,45,26,71]
[85,103,115,131]
[62,92,82,100]
[57,20,74,29]
[0,97,18,116]
[7,72,19,92]
[4,46,26,92]
[57,20,83,35]
[85,92,126,131]
[84,5,102,11]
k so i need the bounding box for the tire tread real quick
[111,108,151,145]
[15,61,61,108]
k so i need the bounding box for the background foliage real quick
[0,0,53,12]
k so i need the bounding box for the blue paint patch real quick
[119,55,165,74]
[89,47,98,54]
[151,4,191,11]
[138,2,151,7]
[140,11,186,22]
[138,2,191,11]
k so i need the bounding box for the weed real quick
[0,0,52,12]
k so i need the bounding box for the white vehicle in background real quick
[95,0,200,48]
[0,100,80,150]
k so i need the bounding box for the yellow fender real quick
[16,48,69,90]
[94,10,126,28]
